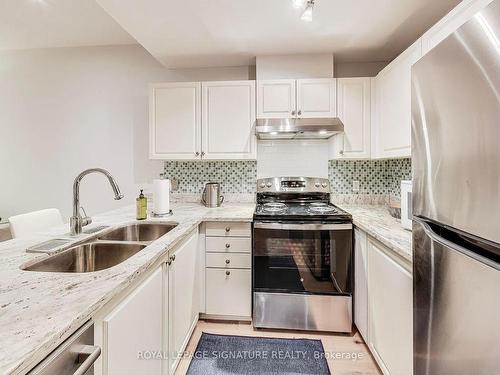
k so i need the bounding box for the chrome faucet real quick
[70,168,123,235]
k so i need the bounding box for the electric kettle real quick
[202,182,224,207]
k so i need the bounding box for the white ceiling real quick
[1,0,460,68]
[0,0,136,51]
[96,0,460,68]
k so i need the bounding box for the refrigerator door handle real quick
[414,217,499,270]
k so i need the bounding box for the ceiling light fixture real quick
[291,0,307,9]
[301,0,315,22]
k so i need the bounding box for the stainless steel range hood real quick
[255,118,344,140]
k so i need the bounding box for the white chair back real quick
[8,208,64,239]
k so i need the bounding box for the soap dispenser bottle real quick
[136,189,147,220]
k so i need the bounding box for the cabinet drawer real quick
[206,268,251,317]
[205,222,251,237]
[206,253,251,269]
[206,237,251,253]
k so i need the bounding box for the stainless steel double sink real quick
[22,222,178,273]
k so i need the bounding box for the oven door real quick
[253,222,353,296]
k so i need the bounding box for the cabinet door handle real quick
[225,259,230,264]
[71,345,101,375]
[225,243,231,248]
[167,260,172,266]
[225,227,231,233]
[297,110,302,116]
[291,110,296,116]
[225,270,231,276]
[171,254,176,262]
[201,151,205,157]
[195,152,200,157]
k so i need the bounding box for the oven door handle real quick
[253,222,352,231]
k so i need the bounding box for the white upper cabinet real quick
[331,77,371,159]
[149,82,201,160]
[257,78,336,119]
[256,79,296,118]
[421,0,495,55]
[367,0,491,160]
[202,81,256,160]
[296,78,337,118]
[150,80,256,160]
[372,39,422,159]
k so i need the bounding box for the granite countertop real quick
[337,204,412,263]
[0,202,255,375]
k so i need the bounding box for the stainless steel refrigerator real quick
[412,1,500,374]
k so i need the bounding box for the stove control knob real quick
[314,182,320,188]
[259,182,266,188]
[266,181,272,188]
[321,182,328,188]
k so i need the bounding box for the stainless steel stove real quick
[254,177,351,221]
[252,177,353,333]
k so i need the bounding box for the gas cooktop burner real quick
[262,202,288,213]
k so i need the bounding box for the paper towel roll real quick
[153,179,170,214]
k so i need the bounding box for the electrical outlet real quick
[170,177,179,191]
[352,180,360,192]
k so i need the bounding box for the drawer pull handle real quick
[225,227,231,233]
[225,259,230,264]
[225,243,231,248]
[226,270,231,276]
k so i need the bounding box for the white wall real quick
[257,140,329,179]
[335,61,388,77]
[256,54,334,79]
[255,54,388,79]
[0,45,252,221]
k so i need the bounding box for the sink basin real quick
[98,222,178,242]
[22,242,146,273]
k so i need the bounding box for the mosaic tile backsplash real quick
[164,161,257,194]
[163,158,411,197]
[329,159,412,196]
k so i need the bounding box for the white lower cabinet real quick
[368,238,413,375]
[354,228,368,341]
[203,221,252,319]
[167,230,200,373]
[206,268,252,316]
[102,268,163,375]
[96,223,254,374]
[96,229,200,375]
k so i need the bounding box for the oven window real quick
[253,227,352,295]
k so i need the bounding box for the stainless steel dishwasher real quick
[28,321,100,375]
